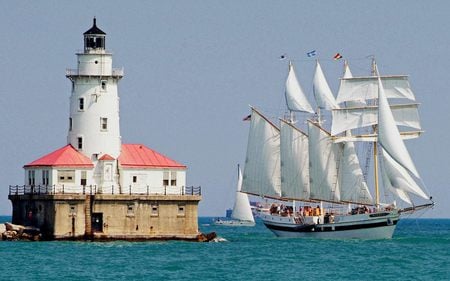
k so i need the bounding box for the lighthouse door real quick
[91,213,103,232]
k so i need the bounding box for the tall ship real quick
[241,58,434,239]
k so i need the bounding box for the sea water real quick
[0,216,448,281]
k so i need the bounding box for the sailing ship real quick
[241,59,434,239]
[214,165,256,226]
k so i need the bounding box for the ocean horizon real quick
[1,216,449,280]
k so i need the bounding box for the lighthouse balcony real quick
[9,184,201,196]
[65,67,124,78]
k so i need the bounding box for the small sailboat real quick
[241,59,434,239]
[214,165,256,226]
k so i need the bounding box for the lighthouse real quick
[66,18,122,189]
[8,19,202,241]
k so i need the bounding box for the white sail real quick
[313,61,339,110]
[380,148,429,200]
[380,162,412,205]
[377,77,421,178]
[343,61,353,79]
[342,61,367,107]
[280,120,310,200]
[331,103,421,136]
[337,75,415,104]
[285,62,315,113]
[232,166,255,222]
[339,133,373,205]
[308,121,341,202]
[242,108,281,197]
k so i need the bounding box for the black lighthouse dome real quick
[84,18,106,52]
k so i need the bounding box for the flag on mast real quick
[333,53,343,60]
[307,50,317,57]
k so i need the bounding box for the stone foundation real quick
[8,194,201,241]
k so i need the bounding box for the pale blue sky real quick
[1,1,449,217]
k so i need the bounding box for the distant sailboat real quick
[214,165,255,226]
[241,59,434,239]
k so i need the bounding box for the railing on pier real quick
[8,185,201,196]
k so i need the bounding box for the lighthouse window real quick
[171,171,177,186]
[101,80,107,91]
[132,176,137,183]
[77,137,83,150]
[69,118,72,131]
[28,170,35,186]
[151,203,159,216]
[163,171,169,186]
[178,204,185,216]
[42,170,49,186]
[78,98,85,111]
[58,170,75,183]
[100,118,108,131]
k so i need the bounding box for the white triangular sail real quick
[232,166,255,222]
[380,162,412,205]
[285,62,315,113]
[280,120,310,200]
[337,75,415,104]
[242,108,281,197]
[331,103,421,136]
[313,61,339,110]
[339,132,373,205]
[380,148,429,200]
[377,77,420,178]
[308,121,341,202]
[343,61,353,79]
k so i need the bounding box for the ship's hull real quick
[261,211,399,239]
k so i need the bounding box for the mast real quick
[371,58,380,208]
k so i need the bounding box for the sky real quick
[0,1,449,218]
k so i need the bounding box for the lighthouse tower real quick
[66,18,122,162]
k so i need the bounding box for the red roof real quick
[24,145,94,168]
[99,154,115,161]
[119,144,186,169]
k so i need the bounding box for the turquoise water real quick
[0,216,449,281]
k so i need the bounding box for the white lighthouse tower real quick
[66,18,123,187]
[67,18,122,160]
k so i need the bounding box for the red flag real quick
[333,53,343,60]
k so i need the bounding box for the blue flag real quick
[307,50,316,57]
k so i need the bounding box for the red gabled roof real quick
[99,154,115,161]
[119,144,186,169]
[24,144,94,168]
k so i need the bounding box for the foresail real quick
[337,75,415,104]
[380,148,429,200]
[377,78,421,178]
[331,103,421,136]
[280,120,310,200]
[285,62,315,113]
[232,167,255,222]
[313,61,339,110]
[308,121,341,202]
[242,108,281,197]
[339,134,373,205]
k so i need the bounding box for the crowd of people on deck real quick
[270,203,323,217]
[269,203,379,218]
